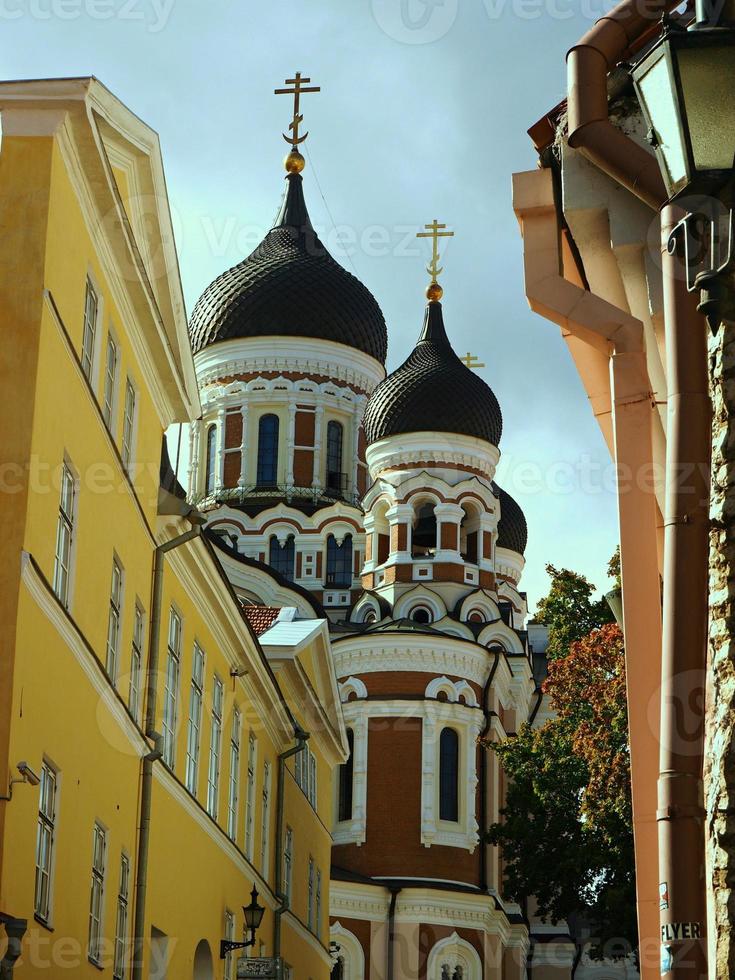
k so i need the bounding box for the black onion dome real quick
[188,173,387,363]
[362,302,502,446]
[493,483,528,556]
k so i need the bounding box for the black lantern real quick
[243,886,266,934]
[631,9,735,200]
[219,886,266,960]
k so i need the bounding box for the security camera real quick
[17,762,40,786]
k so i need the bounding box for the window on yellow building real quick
[224,909,235,980]
[53,461,76,608]
[102,333,118,430]
[227,707,241,841]
[260,761,271,877]
[121,378,137,473]
[207,676,224,819]
[88,822,107,965]
[113,851,130,979]
[185,643,205,795]
[308,857,315,930]
[316,869,322,939]
[244,732,257,859]
[34,762,57,922]
[81,279,99,383]
[295,746,317,809]
[283,827,293,902]
[129,604,145,724]
[105,556,124,681]
[162,609,182,768]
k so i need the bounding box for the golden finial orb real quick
[426,281,443,303]
[284,149,305,174]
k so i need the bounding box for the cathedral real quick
[182,77,575,980]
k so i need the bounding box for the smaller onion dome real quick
[362,301,503,446]
[494,483,528,556]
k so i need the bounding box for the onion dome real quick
[362,300,503,445]
[494,483,528,556]
[188,169,387,363]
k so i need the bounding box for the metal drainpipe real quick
[479,649,502,893]
[131,524,202,980]
[657,205,709,978]
[386,886,402,980]
[273,727,309,977]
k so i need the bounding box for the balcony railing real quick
[195,481,362,509]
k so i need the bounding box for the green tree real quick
[535,564,614,660]
[487,560,637,962]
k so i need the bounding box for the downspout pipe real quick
[131,523,203,980]
[386,886,402,980]
[479,649,502,893]
[274,727,310,976]
[657,205,709,978]
[566,0,677,210]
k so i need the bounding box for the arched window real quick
[439,728,459,822]
[413,503,437,557]
[326,420,344,495]
[410,605,432,624]
[205,425,217,494]
[338,729,354,822]
[326,534,353,587]
[256,414,279,486]
[269,535,295,581]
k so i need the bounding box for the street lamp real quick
[632,0,735,327]
[219,886,266,960]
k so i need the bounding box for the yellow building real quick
[0,77,347,980]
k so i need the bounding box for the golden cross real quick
[416,219,454,282]
[460,352,486,370]
[274,71,321,146]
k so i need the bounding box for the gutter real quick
[131,522,203,980]
[273,727,310,977]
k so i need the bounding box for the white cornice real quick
[366,433,500,481]
[332,634,495,686]
[194,336,385,395]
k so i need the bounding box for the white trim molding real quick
[426,931,483,980]
[330,921,366,980]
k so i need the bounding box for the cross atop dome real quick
[416,219,454,302]
[275,71,320,174]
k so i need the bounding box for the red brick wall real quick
[295,410,315,445]
[332,717,480,886]
[293,448,313,487]
[224,411,243,449]
[223,452,240,488]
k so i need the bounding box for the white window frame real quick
[316,868,322,939]
[121,376,137,473]
[307,857,315,931]
[227,706,241,841]
[53,460,77,609]
[113,851,130,979]
[82,277,100,383]
[295,745,317,810]
[34,761,58,922]
[185,643,205,795]
[332,709,368,847]
[129,603,145,723]
[105,555,124,681]
[162,608,182,769]
[260,761,271,877]
[207,676,224,819]
[102,330,119,430]
[88,822,107,965]
[283,826,293,902]
[244,731,257,859]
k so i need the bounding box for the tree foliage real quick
[487,563,636,961]
[535,564,614,660]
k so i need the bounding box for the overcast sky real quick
[4,0,622,611]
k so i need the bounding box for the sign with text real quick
[237,957,280,979]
